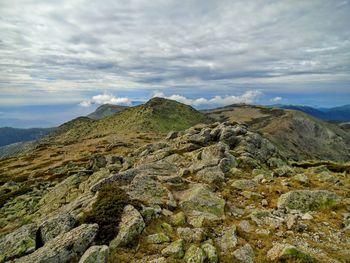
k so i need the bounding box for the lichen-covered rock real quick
[231,179,257,190]
[267,243,315,262]
[250,209,283,229]
[179,184,225,217]
[38,214,76,244]
[128,175,177,208]
[78,245,109,263]
[161,239,184,259]
[201,241,218,263]
[273,165,294,177]
[16,224,98,263]
[184,244,206,263]
[195,166,225,184]
[147,233,170,244]
[233,244,255,263]
[0,223,37,262]
[110,205,145,247]
[215,225,238,252]
[171,211,186,226]
[176,227,206,243]
[277,190,340,212]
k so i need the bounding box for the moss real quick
[80,182,136,244]
[281,247,315,262]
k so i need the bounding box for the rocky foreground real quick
[0,122,349,262]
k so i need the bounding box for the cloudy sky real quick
[0,0,349,126]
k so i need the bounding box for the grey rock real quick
[161,239,184,259]
[184,244,206,263]
[233,244,255,263]
[78,245,109,263]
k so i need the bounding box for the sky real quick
[0,0,350,127]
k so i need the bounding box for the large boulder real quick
[38,214,76,244]
[267,243,314,262]
[201,241,218,263]
[277,190,340,212]
[195,166,225,184]
[78,245,109,263]
[128,175,177,208]
[184,244,206,263]
[179,184,225,218]
[16,224,98,263]
[110,205,145,248]
[0,223,37,262]
[161,239,184,259]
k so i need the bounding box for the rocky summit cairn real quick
[0,121,348,262]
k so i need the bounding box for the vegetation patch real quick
[80,182,135,244]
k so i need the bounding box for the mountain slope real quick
[48,97,211,144]
[87,104,128,120]
[204,104,350,162]
[0,127,54,147]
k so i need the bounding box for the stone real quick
[149,257,167,263]
[201,241,218,263]
[161,239,184,259]
[16,224,98,263]
[88,155,107,171]
[140,205,162,223]
[195,166,225,184]
[241,191,263,200]
[273,165,294,177]
[231,179,257,190]
[294,174,310,184]
[233,244,255,263]
[166,131,179,140]
[128,175,177,208]
[316,171,341,184]
[38,213,76,244]
[277,190,340,212]
[171,211,186,226]
[250,209,283,229]
[238,220,252,233]
[0,223,37,262]
[302,213,314,220]
[267,243,314,262]
[176,227,206,243]
[179,184,225,217]
[184,244,206,263]
[286,214,298,230]
[78,245,109,263]
[110,205,145,247]
[147,233,171,244]
[215,225,238,252]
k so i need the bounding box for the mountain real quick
[49,97,211,144]
[274,104,350,122]
[87,104,128,120]
[0,118,54,128]
[204,104,350,162]
[0,127,54,147]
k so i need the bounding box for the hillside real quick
[49,97,211,144]
[0,127,54,147]
[87,104,128,120]
[204,104,350,162]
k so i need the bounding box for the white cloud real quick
[79,92,132,107]
[271,96,282,102]
[153,90,263,107]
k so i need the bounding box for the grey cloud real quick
[0,0,349,105]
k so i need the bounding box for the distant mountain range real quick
[271,104,350,122]
[0,127,55,147]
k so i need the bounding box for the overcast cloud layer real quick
[0,0,350,108]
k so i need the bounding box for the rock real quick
[0,223,37,262]
[166,131,179,140]
[147,233,170,244]
[218,155,237,173]
[184,244,206,263]
[140,205,162,223]
[171,211,186,226]
[128,175,177,208]
[149,257,167,263]
[161,239,184,259]
[215,225,238,252]
[286,214,298,230]
[241,191,263,200]
[273,165,294,177]
[301,213,314,220]
[294,174,310,184]
[78,245,109,263]
[201,241,218,263]
[267,243,314,262]
[179,184,225,217]
[110,205,145,247]
[195,166,225,184]
[176,227,206,243]
[250,209,283,229]
[88,155,107,171]
[233,244,255,263]
[38,214,76,244]
[316,171,342,185]
[16,224,98,263]
[277,190,340,212]
[231,179,257,190]
[238,220,252,233]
